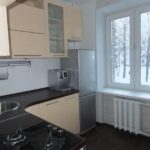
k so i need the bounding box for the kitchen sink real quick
[0,101,20,115]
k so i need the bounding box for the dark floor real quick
[82,124,150,150]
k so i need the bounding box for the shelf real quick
[98,88,150,102]
[0,60,31,67]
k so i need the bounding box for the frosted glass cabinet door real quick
[45,0,67,57]
[0,6,10,57]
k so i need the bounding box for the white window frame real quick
[135,4,150,91]
[105,11,135,90]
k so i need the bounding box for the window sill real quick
[98,88,150,102]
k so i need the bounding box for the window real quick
[106,5,150,91]
[141,11,150,86]
[111,17,130,84]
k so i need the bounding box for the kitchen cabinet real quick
[8,4,45,33]
[64,5,83,41]
[0,6,10,57]
[6,0,82,58]
[25,104,41,118]
[25,94,80,134]
[39,94,80,134]
[8,1,48,58]
[44,0,68,57]
[0,0,15,6]
[10,30,48,58]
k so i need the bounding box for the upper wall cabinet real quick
[8,3,45,33]
[8,0,49,58]
[0,0,15,7]
[44,0,68,57]
[0,6,10,57]
[64,5,83,41]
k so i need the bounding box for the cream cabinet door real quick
[25,104,41,118]
[0,6,10,57]
[64,5,83,41]
[0,0,15,6]
[10,30,49,58]
[39,94,80,134]
[8,4,45,33]
[62,94,80,134]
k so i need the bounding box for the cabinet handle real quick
[46,101,58,106]
[71,37,81,40]
[14,55,42,56]
[51,54,64,57]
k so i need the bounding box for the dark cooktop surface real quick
[0,122,85,150]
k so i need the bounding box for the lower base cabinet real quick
[25,104,41,118]
[25,94,80,134]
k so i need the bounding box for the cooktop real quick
[0,122,85,150]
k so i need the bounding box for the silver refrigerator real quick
[61,49,96,134]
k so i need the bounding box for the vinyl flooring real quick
[82,124,150,150]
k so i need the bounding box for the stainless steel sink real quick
[0,101,20,115]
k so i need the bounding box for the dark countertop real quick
[0,113,85,150]
[0,87,79,122]
[0,88,85,150]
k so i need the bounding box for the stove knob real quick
[52,126,58,136]
[57,129,64,137]
[47,124,52,127]
[47,124,52,130]
[52,126,58,130]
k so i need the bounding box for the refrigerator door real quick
[61,50,79,90]
[80,93,96,134]
[61,50,96,96]
[78,50,96,96]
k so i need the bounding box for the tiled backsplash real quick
[0,59,60,96]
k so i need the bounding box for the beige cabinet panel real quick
[39,94,80,134]
[64,5,83,41]
[0,6,10,57]
[8,4,45,33]
[62,94,80,134]
[10,30,49,58]
[0,0,15,6]
[25,104,41,118]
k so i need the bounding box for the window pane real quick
[111,17,130,84]
[141,12,150,86]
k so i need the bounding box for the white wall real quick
[0,59,60,96]
[96,0,150,123]
[96,0,121,9]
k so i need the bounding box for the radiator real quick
[113,98,141,134]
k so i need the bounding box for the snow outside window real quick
[111,17,130,84]
[141,11,150,86]
[106,5,150,91]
